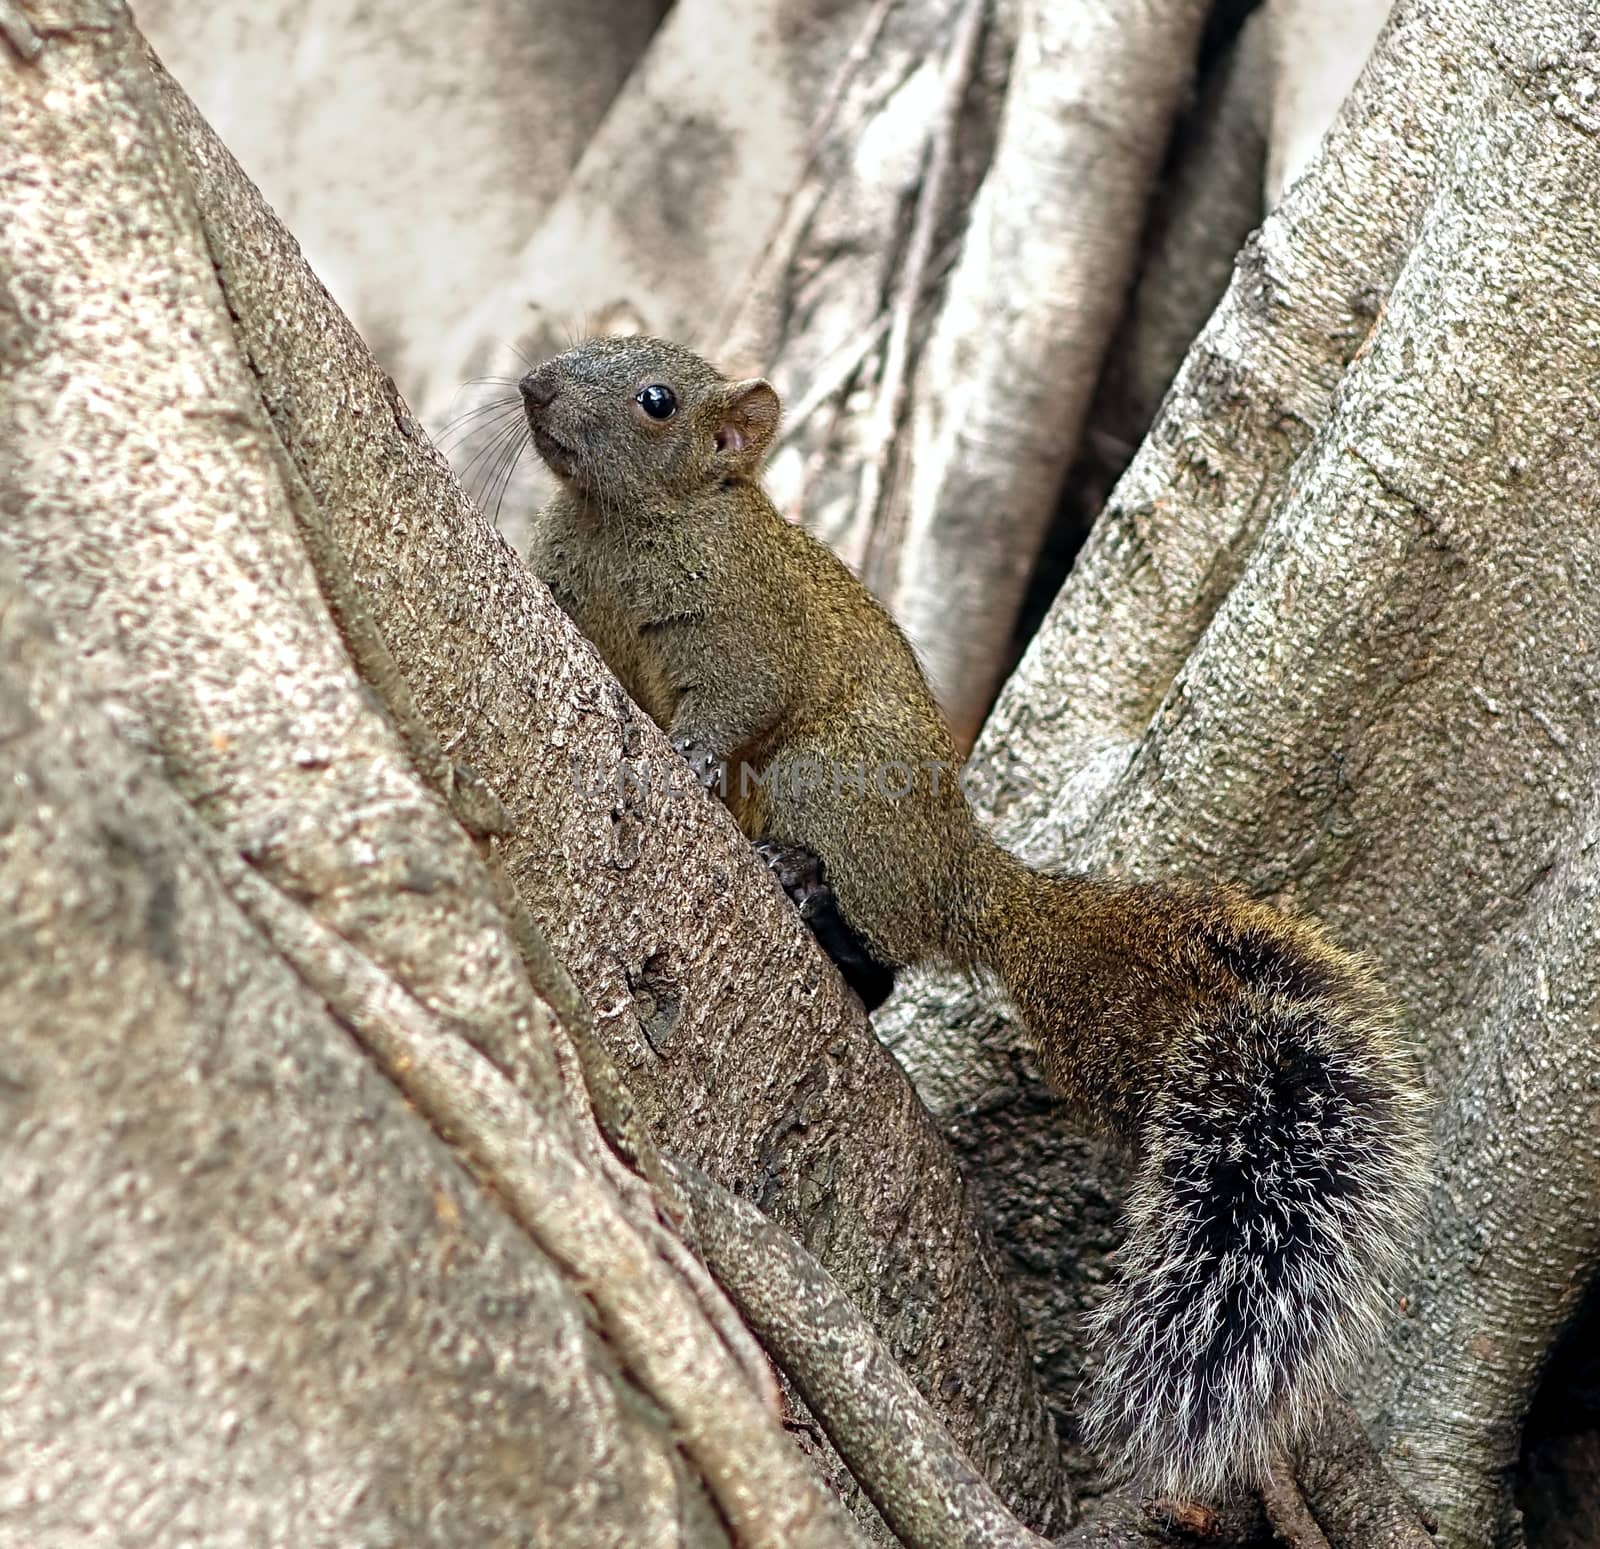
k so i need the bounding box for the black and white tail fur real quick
[1084,988,1427,1498]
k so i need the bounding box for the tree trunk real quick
[883,0,1600,1541]
[0,566,742,1548]
[6,0,1600,1545]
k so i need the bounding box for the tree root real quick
[1290,1401,1433,1549]
[667,1157,1067,1548]
[1260,1459,1334,1549]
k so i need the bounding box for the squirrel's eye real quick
[636,384,677,421]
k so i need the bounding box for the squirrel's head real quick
[519,336,780,509]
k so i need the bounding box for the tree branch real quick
[1291,1400,1433,1549]
[1259,1460,1334,1549]
[972,0,1475,844]
[889,0,1214,746]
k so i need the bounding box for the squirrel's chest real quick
[534,529,710,717]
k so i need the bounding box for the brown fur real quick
[524,335,989,967]
[519,336,1426,1497]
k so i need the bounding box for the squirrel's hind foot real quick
[755,839,897,1013]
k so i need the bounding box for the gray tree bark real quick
[135,0,667,391]
[883,0,1600,1543]
[0,565,739,1549]
[6,0,1599,1546]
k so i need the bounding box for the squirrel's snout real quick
[519,371,559,415]
[522,368,581,482]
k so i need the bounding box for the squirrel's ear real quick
[714,379,781,465]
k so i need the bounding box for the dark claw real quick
[670,733,725,793]
[755,839,897,1013]
[755,838,827,916]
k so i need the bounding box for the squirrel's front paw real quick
[669,734,726,793]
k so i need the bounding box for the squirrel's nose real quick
[519,372,559,414]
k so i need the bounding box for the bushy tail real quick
[982,862,1428,1498]
[1085,987,1426,1497]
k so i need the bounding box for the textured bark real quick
[1056,1493,1269,1548]
[1290,1401,1432,1549]
[0,12,870,1546]
[966,0,1458,838]
[143,22,1071,1535]
[1034,6,1272,640]
[723,0,1018,554]
[0,571,731,1549]
[886,0,1213,748]
[136,0,666,393]
[669,1160,1052,1549]
[882,1,1600,1543]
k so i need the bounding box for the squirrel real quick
[517,334,1426,1501]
